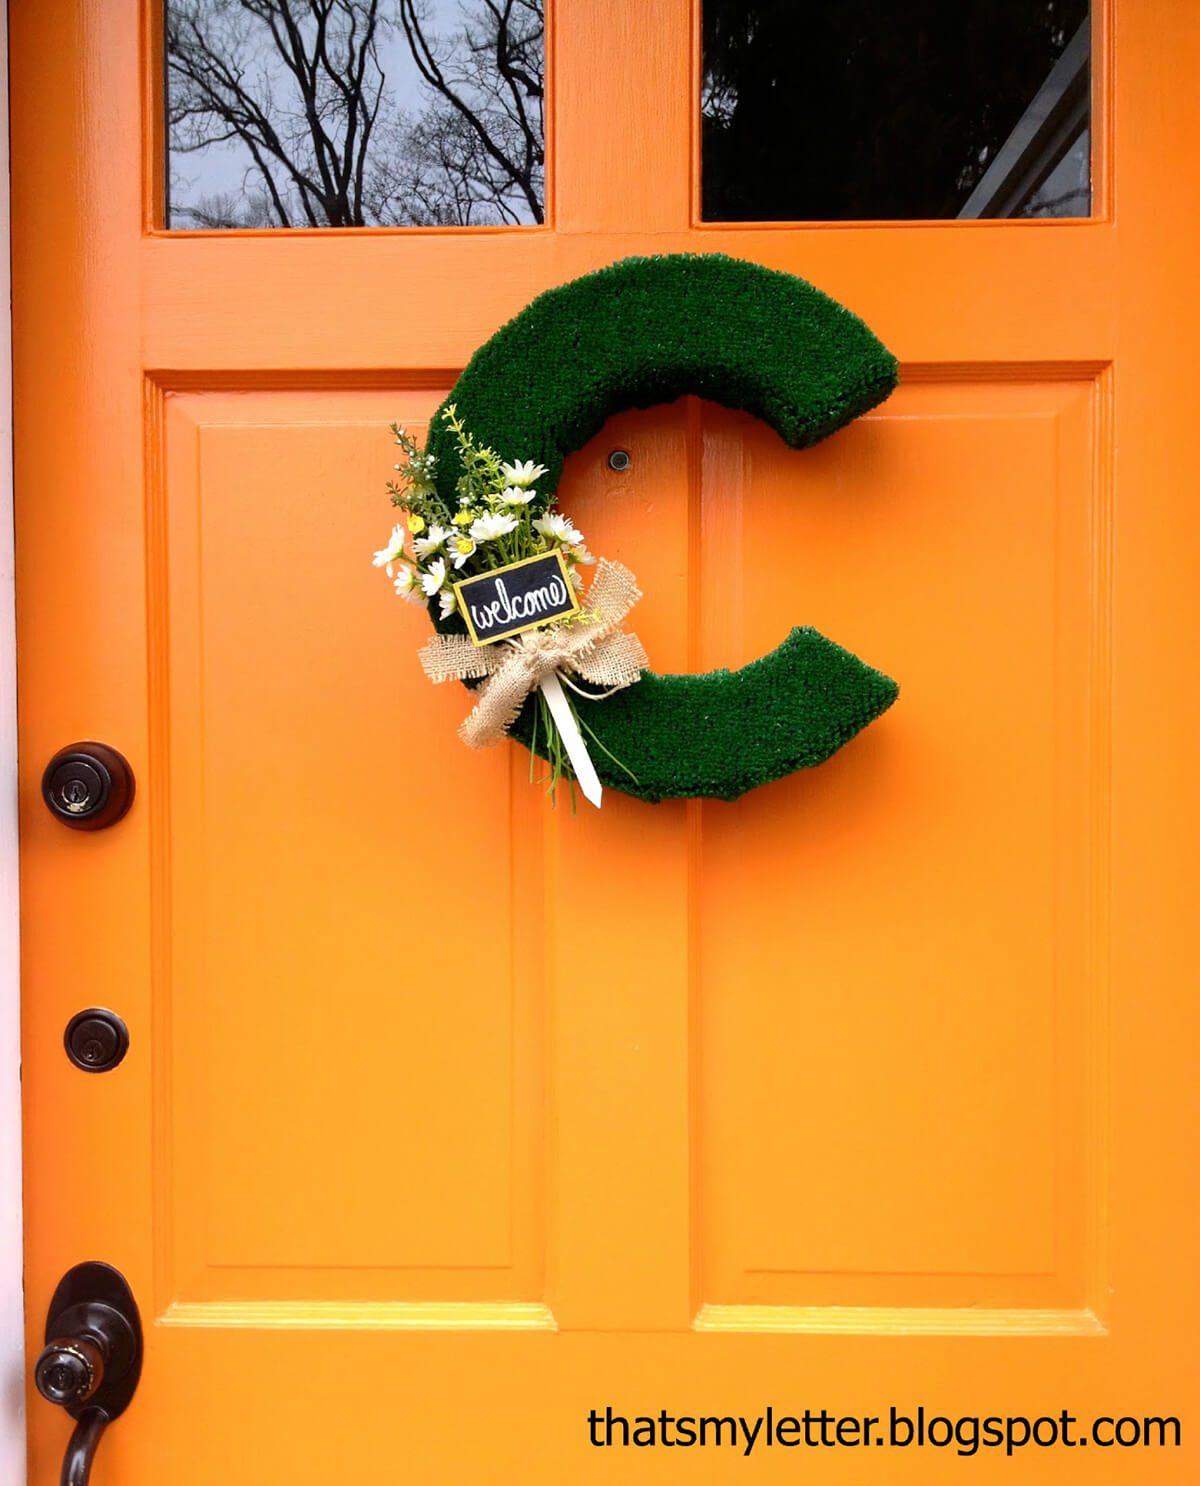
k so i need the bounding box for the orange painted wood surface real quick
[12,1,1200,1481]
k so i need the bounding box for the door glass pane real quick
[164,1,544,228]
[701,1,1091,221]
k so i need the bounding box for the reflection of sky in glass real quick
[170,27,417,208]
[166,0,543,228]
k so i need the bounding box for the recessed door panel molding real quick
[694,371,1111,1332]
[152,385,548,1315]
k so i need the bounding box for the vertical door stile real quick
[542,0,698,1334]
[551,0,693,241]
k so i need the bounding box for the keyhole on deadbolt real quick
[61,779,90,810]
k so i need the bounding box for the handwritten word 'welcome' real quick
[470,574,568,633]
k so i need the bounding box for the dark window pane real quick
[165,0,544,229]
[701,1,1090,221]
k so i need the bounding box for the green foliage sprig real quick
[375,404,595,618]
[374,406,610,806]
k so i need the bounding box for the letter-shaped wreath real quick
[424,253,899,803]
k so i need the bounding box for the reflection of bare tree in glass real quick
[166,0,543,228]
[397,0,543,225]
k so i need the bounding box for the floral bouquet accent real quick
[373,407,646,807]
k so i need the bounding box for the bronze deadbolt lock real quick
[42,743,134,830]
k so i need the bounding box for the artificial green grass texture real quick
[426,253,899,499]
[426,253,900,802]
[514,630,899,803]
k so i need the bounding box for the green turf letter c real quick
[426,254,900,802]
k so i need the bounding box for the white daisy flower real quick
[569,544,596,566]
[420,557,448,596]
[501,486,536,506]
[501,459,548,489]
[534,513,583,546]
[438,588,458,620]
[449,534,476,569]
[470,512,519,543]
[373,524,406,574]
[393,566,425,604]
[413,523,450,558]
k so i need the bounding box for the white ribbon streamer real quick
[539,671,603,809]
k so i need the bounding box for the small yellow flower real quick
[453,510,475,527]
[407,513,426,535]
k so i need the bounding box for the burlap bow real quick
[418,559,649,748]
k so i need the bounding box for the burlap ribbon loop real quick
[418,559,648,748]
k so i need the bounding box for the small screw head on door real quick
[64,1009,129,1073]
[608,448,632,472]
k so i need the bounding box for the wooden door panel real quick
[696,378,1103,1324]
[155,388,549,1312]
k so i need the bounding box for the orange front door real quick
[13,2,1200,1481]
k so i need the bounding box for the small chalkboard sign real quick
[455,551,580,646]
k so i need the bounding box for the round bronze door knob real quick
[34,1337,104,1407]
[41,743,134,830]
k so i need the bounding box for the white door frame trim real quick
[0,1,29,1478]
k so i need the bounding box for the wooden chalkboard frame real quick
[454,550,580,647]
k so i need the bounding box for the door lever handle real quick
[34,1263,142,1486]
[57,1410,108,1486]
